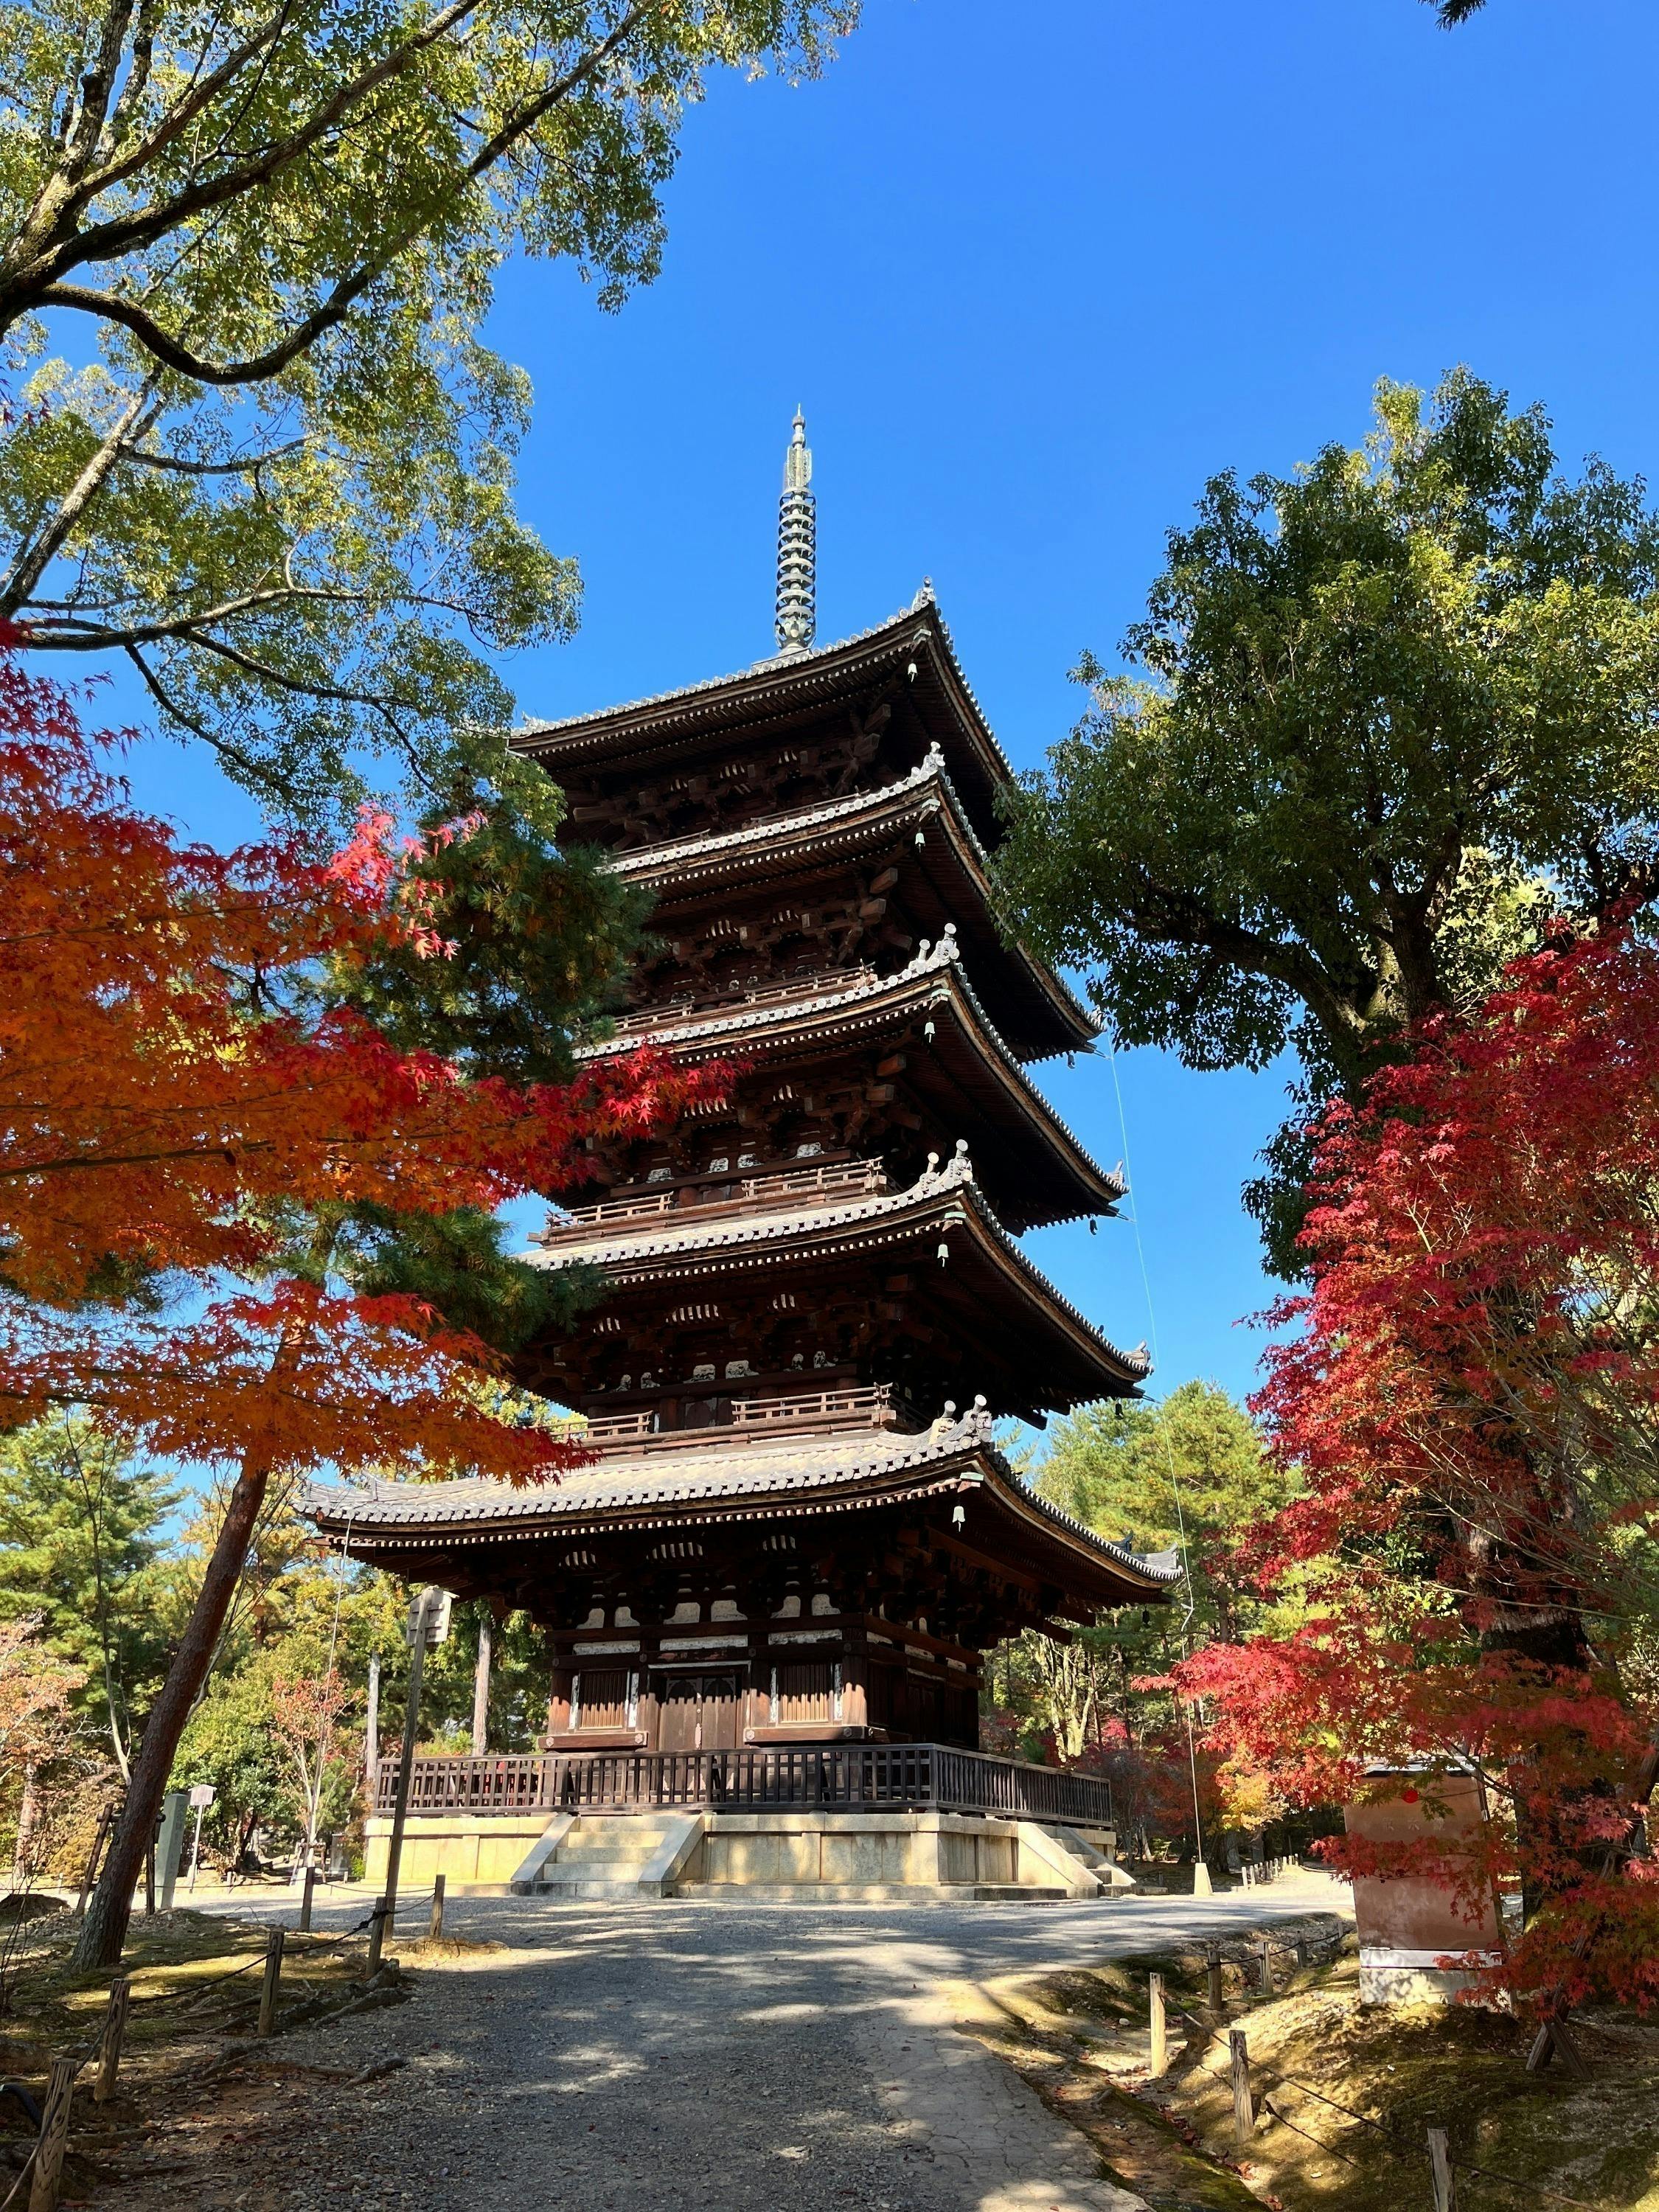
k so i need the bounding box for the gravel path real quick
[140,1881,1349,2212]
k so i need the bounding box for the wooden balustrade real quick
[582,1382,896,1448]
[540,1157,887,1242]
[611,965,880,1036]
[375,1742,1113,1828]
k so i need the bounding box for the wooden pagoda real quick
[308,416,1175,1799]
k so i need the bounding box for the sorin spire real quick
[773,409,815,658]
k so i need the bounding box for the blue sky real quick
[112,0,1659,1412]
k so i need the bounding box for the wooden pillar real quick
[366,1650,381,1805]
[470,1614,492,1757]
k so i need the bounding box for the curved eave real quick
[302,1436,1178,1607]
[585,948,1122,1231]
[525,1162,1150,1402]
[614,757,1098,1059]
[511,601,1010,841]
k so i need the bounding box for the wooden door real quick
[658,1676,700,1755]
[655,1672,742,1753]
[700,1672,741,1752]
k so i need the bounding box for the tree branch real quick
[17,0,664,384]
[0,383,156,617]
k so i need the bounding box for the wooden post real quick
[29,2055,77,2212]
[378,1587,437,1954]
[298,1865,316,1934]
[470,1614,492,1757]
[1230,2029,1253,2146]
[93,1978,129,2106]
[366,1649,381,1805]
[1258,1936,1274,1996]
[1148,1972,1167,2078]
[142,1840,155,1917]
[428,1873,446,1941]
[366,1898,389,1978]
[1206,1941,1224,2014]
[1428,2127,1455,2212]
[257,1925,285,2037]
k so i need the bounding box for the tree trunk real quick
[72,1453,271,1969]
[10,1761,40,1891]
[470,1615,492,1757]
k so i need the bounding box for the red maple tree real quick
[1182,923,1659,2020]
[0,645,723,1961]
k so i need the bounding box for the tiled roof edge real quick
[580,938,1123,1208]
[525,1152,1151,1385]
[297,1414,1181,1589]
[512,600,1014,786]
[606,748,1099,1048]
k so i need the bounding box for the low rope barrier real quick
[1149,1970,1604,2210]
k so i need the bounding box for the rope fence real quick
[1149,1963,1604,2212]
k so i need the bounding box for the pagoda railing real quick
[611,964,881,1036]
[540,1158,886,1241]
[375,1743,1112,1829]
[581,1383,896,1450]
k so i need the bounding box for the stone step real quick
[969,1885,1068,1903]
[554,1844,667,1865]
[533,1876,663,1899]
[549,1860,657,1881]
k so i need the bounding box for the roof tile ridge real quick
[938,944,1122,1201]
[610,752,946,873]
[952,1170,1152,1382]
[914,738,1098,1043]
[526,1144,975,1272]
[972,1432,1183,1582]
[918,603,1014,783]
[514,603,925,745]
[580,933,961,1056]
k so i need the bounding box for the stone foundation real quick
[362,1812,549,1892]
[363,1807,1113,1899]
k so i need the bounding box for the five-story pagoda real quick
[309,417,1175,1778]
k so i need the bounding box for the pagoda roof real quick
[524,1150,1150,1415]
[513,597,1011,841]
[611,749,1096,1060]
[301,1405,1180,1613]
[585,936,1121,1233]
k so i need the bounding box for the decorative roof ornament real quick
[773,409,815,658]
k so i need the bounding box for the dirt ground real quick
[957,1917,1659,2212]
[0,1900,412,2205]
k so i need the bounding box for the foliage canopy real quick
[0,0,856,824]
[995,372,1659,1267]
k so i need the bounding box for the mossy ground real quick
[958,1917,1659,2212]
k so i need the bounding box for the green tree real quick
[986,1385,1310,1857]
[0,0,857,827]
[995,372,1659,1270]
[0,1412,178,1777]
[174,1646,301,1874]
